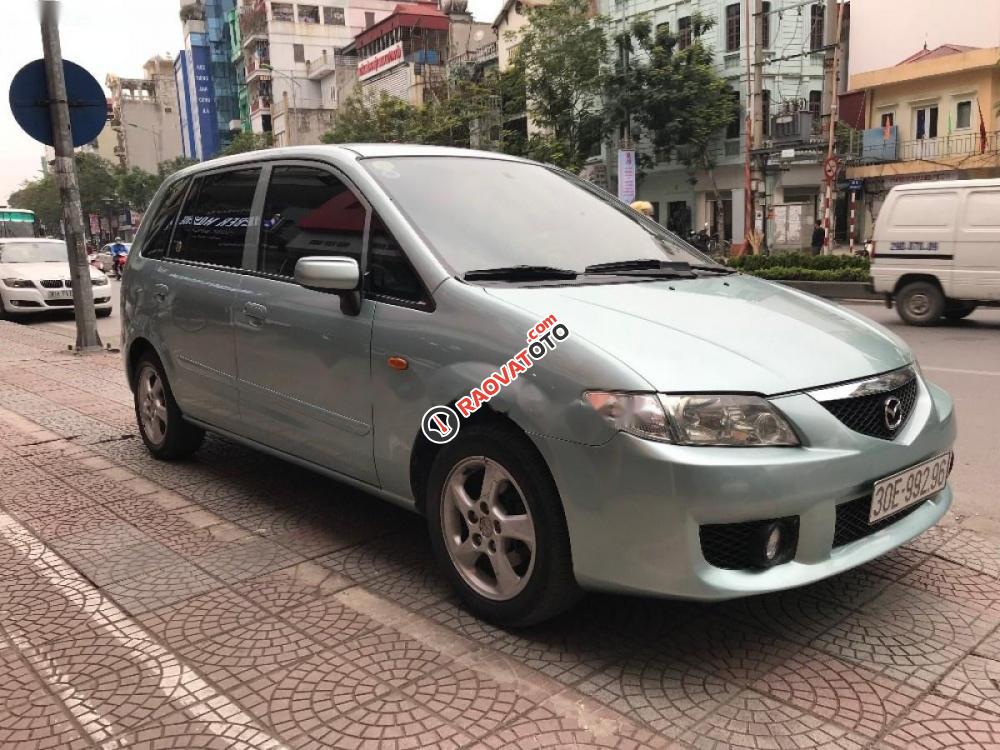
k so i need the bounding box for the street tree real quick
[509,0,609,171]
[221,132,273,156]
[604,14,736,212]
[115,166,159,210]
[157,156,197,179]
[9,153,117,234]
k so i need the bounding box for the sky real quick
[0,0,504,204]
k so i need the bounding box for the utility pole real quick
[820,0,845,254]
[750,0,765,252]
[40,0,102,351]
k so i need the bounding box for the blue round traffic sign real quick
[9,58,107,148]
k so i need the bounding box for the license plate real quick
[870,452,951,524]
[46,289,73,299]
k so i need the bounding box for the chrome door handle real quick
[152,284,168,302]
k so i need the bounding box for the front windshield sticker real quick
[420,315,571,445]
[368,160,400,179]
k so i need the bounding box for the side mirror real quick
[293,256,359,292]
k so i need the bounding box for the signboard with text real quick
[617,149,636,204]
[358,42,405,81]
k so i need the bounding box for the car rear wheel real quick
[133,352,204,460]
[896,281,944,326]
[426,423,580,626]
[943,302,977,322]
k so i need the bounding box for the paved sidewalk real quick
[1,320,999,749]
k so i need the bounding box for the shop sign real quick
[358,42,404,81]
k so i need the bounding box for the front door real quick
[234,163,378,484]
[151,167,261,432]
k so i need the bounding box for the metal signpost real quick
[8,1,106,351]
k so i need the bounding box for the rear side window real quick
[890,192,957,227]
[170,168,261,268]
[963,191,1000,228]
[366,214,426,304]
[259,165,367,277]
[142,178,188,259]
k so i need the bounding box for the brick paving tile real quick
[0,698,92,749]
[899,554,1000,611]
[706,586,854,646]
[751,646,922,738]
[0,648,52,714]
[976,625,1000,661]
[903,523,961,554]
[156,523,254,559]
[576,649,741,737]
[1,479,96,519]
[102,559,222,616]
[813,582,995,689]
[681,689,868,749]
[190,534,306,585]
[316,529,432,583]
[935,529,1000,578]
[23,502,120,541]
[469,703,677,749]
[99,708,285,750]
[22,630,215,743]
[231,560,353,616]
[361,559,456,612]
[279,592,378,646]
[885,692,1000,749]
[137,585,272,652]
[63,537,185,588]
[169,611,327,691]
[934,654,1000,717]
[47,519,150,559]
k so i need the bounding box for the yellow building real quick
[846,44,1000,236]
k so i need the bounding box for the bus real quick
[0,208,39,238]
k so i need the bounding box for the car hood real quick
[483,273,912,394]
[0,262,105,281]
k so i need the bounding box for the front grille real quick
[833,494,927,548]
[700,516,799,570]
[40,279,66,289]
[822,377,918,440]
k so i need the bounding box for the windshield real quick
[362,156,719,277]
[0,241,68,263]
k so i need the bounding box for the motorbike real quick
[112,252,128,279]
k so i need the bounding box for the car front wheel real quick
[133,352,204,460]
[426,423,580,626]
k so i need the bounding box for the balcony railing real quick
[250,95,272,113]
[239,7,267,42]
[852,127,1000,163]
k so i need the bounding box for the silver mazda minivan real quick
[122,145,955,625]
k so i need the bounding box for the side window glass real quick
[170,168,260,267]
[142,178,188,259]
[367,213,426,304]
[260,166,366,278]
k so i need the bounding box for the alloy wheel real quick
[137,365,168,445]
[440,456,536,601]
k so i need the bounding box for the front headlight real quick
[2,278,35,288]
[584,391,799,446]
[92,276,109,286]
[583,391,672,442]
[660,394,800,446]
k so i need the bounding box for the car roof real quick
[0,237,64,245]
[167,144,526,179]
[890,177,1000,192]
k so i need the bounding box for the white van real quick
[870,178,1000,325]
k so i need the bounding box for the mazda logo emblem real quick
[884,396,904,431]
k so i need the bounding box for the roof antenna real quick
[923,34,928,51]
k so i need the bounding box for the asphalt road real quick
[19,288,999,521]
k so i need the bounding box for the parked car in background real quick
[0,238,112,318]
[123,145,956,626]
[94,242,130,274]
[871,178,1000,325]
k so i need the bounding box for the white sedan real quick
[0,238,113,318]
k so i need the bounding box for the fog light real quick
[765,525,782,561]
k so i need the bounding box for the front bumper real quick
[535,377,955,600]
[1,286,113,313]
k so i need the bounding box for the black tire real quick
[132,351,204,460]
[896,281,944,326]
[943,302,977,322]
[426,422,581,626]
[96,307,112,318]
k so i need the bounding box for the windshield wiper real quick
[688,264,735,275]
[584,259,695,277]
[463,265,578,281]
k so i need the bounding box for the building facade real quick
[107,57,185,173]
[845,44,1000,240]
[236,0,400,142]
[597,0,831,249]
